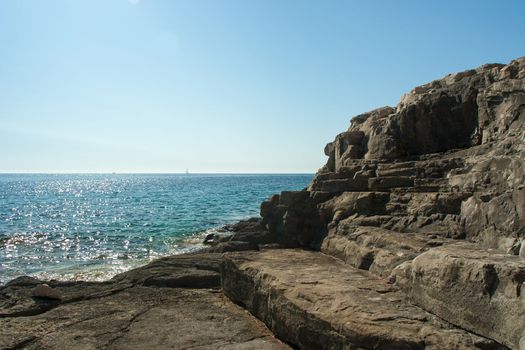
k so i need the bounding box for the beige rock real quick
[1,253,290,350]
[391,242,525,349]
[222,249,503,349]
[321,225,451,277]
[31,284,62,300]
[263,57,525,252]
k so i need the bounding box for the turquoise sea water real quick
[0,174,312,284]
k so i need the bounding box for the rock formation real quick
[1,57,524,350]
[0,253,289,350]
[255,57,525,349]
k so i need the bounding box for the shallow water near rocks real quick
[0,173,312,284]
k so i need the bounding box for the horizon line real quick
[0,172,316,175]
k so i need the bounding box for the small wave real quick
[178,226,229,246]
[32,265,131,282]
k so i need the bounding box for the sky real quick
[0,0,524,173]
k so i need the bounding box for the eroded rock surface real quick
[0,253,289,350]
[203,218,276,253]
[258,57,525,348]
[222,249,504,350]
[392,243,525,349]
[262,57,524,249]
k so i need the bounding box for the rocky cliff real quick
[263,57,525,250]
[2,58,524,350]
[255,57,525,349]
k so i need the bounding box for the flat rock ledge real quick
[0,252,289,350]
[222,249,506,350]
[0,245,520,349]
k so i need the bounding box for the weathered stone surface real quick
[391,243,525,349]
[368,176,414,190]
[346,106,399,161]
[1,277,133,319]
[0,252,290,350]
[31,284,62,300]
[260,191,328,248]
[405,192,471,216]
[254,57,525,348]
[0,253,223,320]
[1,287,289,350]
[462,189,525,250]
[206,240,259,253]
[222,249,504,350]
[319,191,390,222]
[321,226,450,277]
[314,177,369,193]
[449,154,525,193]
[203,218,275,248]
[112,252,222,288]
[348,59,524,160]
[324,131,366,172]
[262,57,525,248]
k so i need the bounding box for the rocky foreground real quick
[2,57,525,349]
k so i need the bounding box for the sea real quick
[0,173,313,285]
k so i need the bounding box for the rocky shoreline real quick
[2,57,525,349]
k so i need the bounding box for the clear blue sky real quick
[1,0,524,173]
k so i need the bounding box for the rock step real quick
[315,177,370,192]
[413,178,451,192]
[221,249,506,350]
[392,242,525,350]
[376,166,419,177]
[368,176,415,191]
[320,226,453,278]
[320,191,470,223]
[313,176,455,193]
[311,156,467,193]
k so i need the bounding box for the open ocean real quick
[0,174,312,284]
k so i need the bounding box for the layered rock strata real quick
[259,57,525,349]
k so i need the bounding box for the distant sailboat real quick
[185,169,190,175]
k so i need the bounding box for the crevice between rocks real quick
[104,307,150,348]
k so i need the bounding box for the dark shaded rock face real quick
[259,57,525,349]
[203,217,275,253]
[260,191,331,247]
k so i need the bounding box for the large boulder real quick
[391,243,525,349]
[222,249,504,350]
